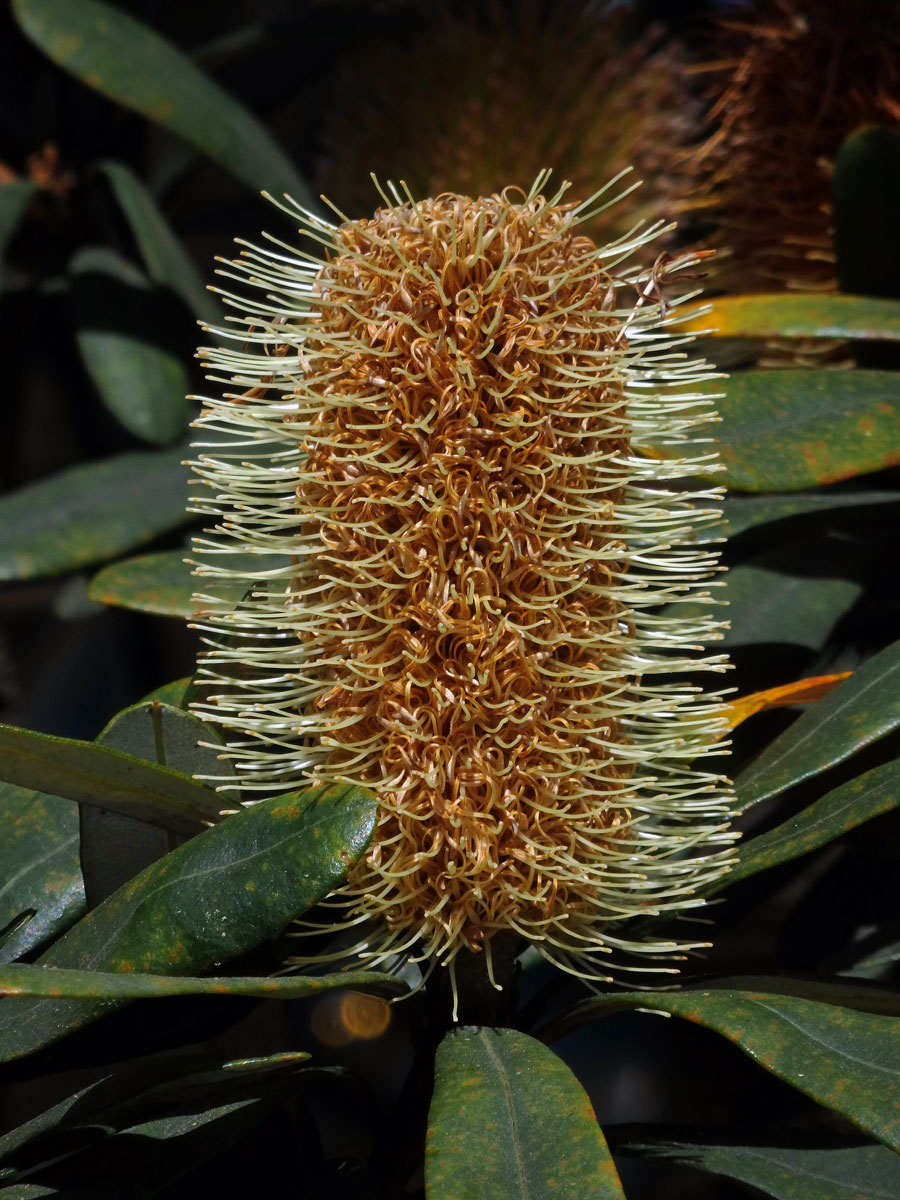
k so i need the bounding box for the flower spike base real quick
[190,173,736,1005]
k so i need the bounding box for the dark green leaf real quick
[715,756,900,894]
[0,447,190,581]
[82,702,238,903]
[88,548,287,617]
[718,545,862,650]
[712,370,900,491]
[97,701,235,792]
[678,292,900,341]
[547,990,900,1153]
[834,126,900,300]
[426,1027,625,1199]
[69,246,189,445]
[615,1128,900,1200]
[0,783,84,962]
[735,638,900,811]
[100,160,217,321]
[0,180,36,285]
[0,783,377,1060]
[0,720,224,833]
[12,0,312,203]
[0,963,403,1002]
[704,491,900,540]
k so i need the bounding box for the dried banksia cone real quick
[190,174,736,1003]
[683,0,900,295]
[315,1,696,247]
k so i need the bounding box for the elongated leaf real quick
[736,638,900,811]
[676,293,900,341]
[88,548,287,617]
[426,1027,625,1199]
[0,783,377,1061]
[100,160,217,321]
[0,447,190,581]
[719,550,862,650]
[713,370,900,491]
[704,491,900,541]
[12,0,311,203]
[70,246,188,445]
[614,1128,900,1200]
[0,720,223,833]
[0,180,36,285]
[717,756,900,893]
[0,783,84,962]
[0,963,403,1002]
[82,702,238,903]
[548,989,900,1152]
[0,1047,309,1167]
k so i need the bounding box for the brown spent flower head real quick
[682,0,900,295]
[190,174,735,1002]
[315,0,697,247]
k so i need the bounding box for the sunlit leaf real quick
[701,371,900,491]
[0,720,223,833]
[0,963,404,1002]
[0,447,190,581]
[426,1027,625,1199]
[0,783,377,1061]
[675,293,900,341]
[12,0,312,203]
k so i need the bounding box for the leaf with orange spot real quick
[724,672,852,733]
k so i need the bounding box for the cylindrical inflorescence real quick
[189,173,736,992]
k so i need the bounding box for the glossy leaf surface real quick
[712,370,900,491]
[426,1027,624,1199]
[719,756,900,893]
[0,783,377,1060]
[676,293,900,341]
[0,448,189,580]
[736,638,900,811]
[89,549,286,617]
[0,720,224,833]
[0,783,84,963]
[550,989,900,1152]
[100,160,217,321]
[0,963,403,1001]
[70,246,189,445]
[616,1129,900,1200]
[12,0,311,202]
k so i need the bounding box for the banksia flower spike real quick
[189,173,736,1006]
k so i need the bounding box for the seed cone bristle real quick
[682,0,900,297]
[189,174,736,996]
